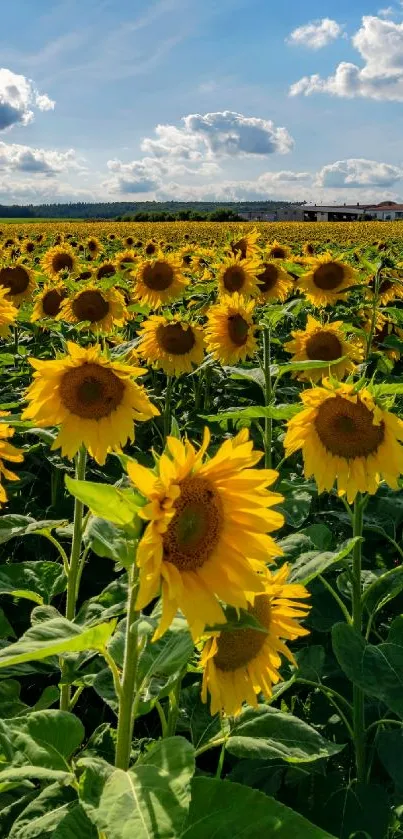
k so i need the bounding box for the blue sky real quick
[1,0,403,204]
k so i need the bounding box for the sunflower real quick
[127,427,284,640]
[256,261,294,303]
[0,287,17,336]
[133,253,188,309]
[284,378,403,503]
[22,342,159,465]
[284,315,363,382]
[303,242,316,256]
[366,271,403,306]
[31,284,67,322]
[201,564,310,716]
[205,294,257,365]
[0,264,36,305]
[42,245,78,279]
[360,309,403,360]
[57,285,128,333]
[230,228,260,259]
[86,237,102,260]
[96,261,116,281]
[144,240,157,256]
[299,253,358,307]
[24,240,36,255]
[215,254,260,298]
[266,240,291,260]
[137,314,204,376]
[124,235,135,247]
[0,413,24,506]
[115,250,137,273]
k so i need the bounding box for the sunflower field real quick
[1,220,403,839]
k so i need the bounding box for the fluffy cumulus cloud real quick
[287,18,343,50]
[0,68,55,131]
[105,157,163,194]
[0,142,80,176]
[316,158,403,188]
[290,15,403,100]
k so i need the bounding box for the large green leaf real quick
[65,476,142,527]
[0,617,116,669]
[9,784,97,839]
[0,515,67,545]
[290,538,359,585]
[88,737,195,839]
[362,564,403,615]
[227,706,344,764]
[8,710,84,771]
[201,404,299,423]
[181,777,336,838]
[0,562,66,605]
[332,622,403,717]
[84,516,138,565]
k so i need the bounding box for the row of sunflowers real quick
[1,222,403,839]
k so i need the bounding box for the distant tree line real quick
[0,200,298,220]
[115,208,244,222]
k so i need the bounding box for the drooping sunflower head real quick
[266,240,291,260]
[96,261,116,282]
[31,284,67,322]
[0,263,36,305]
[137,314,205,376]
[230,228,260,259]
[256,261,294,303]
[366,270,403,306]
[133,253,189,309]
[22,342,159,465]
[0,286,18,336]
[42,244,78,280]
[205,293,257,365]
[57,284,128,333]
[215,253,260,299]
[0,412,24,507]
[201,564,310,716]
[299,253,358,306]
[284,315,364,382]
[127,426,284,640]
[284,378,403,502]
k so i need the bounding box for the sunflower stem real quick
[163,376,174,440]
[115,564,139,770]
[60,445,87,712]
[13,326,19,369]
[365,264,382,361]
[262,327,273,468]
[352,493,366,783]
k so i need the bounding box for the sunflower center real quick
[26,242,35,253]
[227,314,249,346]
[88,240,97,251]
[97,263,115,280]
[223,265,246,293]
[157,322,196,355]
[42,289,66,317]
[59,362,125,419]
[305,243,315,255]
[270,246,286,259]
[231,238,247,259]
[314,395,385,459]
[313,263,345,291]
[380,279,394,293]
[305,331,343,362]
[142,261,174,291]
[126,237,134,246]
[0,266,30,295]
[214,594,271,671]
[72,290,109,323]
[52,252,74,273]
[145,243,156,255]
[257,263,279,293]
[163,476,223,571]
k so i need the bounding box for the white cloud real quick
[0,68,55,130]
[105,157,163,193]
[287,18,343,50]
[290,15,403,100]
[0,142,81,176]
[316,158,403,187]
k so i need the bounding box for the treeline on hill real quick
[0,200,297,220]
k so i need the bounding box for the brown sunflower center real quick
[380,279,394,293]
[313,262,346,291]
[214,594,271,672]
[269,246,287,259]
[145,242,156,255]
[26,242,35,253]
[305,243,315,255]
[126,237,134,246]
[72,290,109,323]
[163,476,223,571]
[257,263,279,293]
[88,240,97,251]
[59,362,125,419]
[314,394,385,459]
[305,331,343,362]
[223,265,246,293]
[231,238,247,259]
[52,252,74,273]
[157,322,196,355]
[142,261,174,291]
[42,288,66,317]
[97,263,115,280]
[0,266,30,295]
[227,314,249,346]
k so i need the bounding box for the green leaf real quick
[0,607,15,638]
[90,737,195,839]
[9,784,97,839]
[276,358,347,377]
[227,706,344,764]
[222,366,265,390]
[181,777,336,838]
[0,617,117,669]
[8,710,84,771]
[0,515,67,545]
[290,538,359,585]
[332,623,403,717]
[300,525,332,551]
[0,766,72,790]
[278,484,313,529]
[318,781,390,839]
[65,476,143,527]
[377,729,403,792]
[295,646,326,682]
[362,565,403,615]
[83,516,139,565]
[200,404,300,422]
[0,562,66,605]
